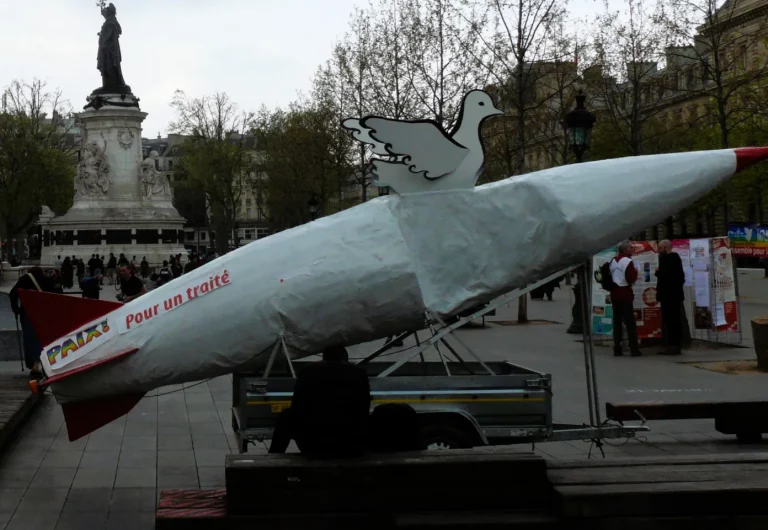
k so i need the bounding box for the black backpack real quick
[158,267,172,284]
[595,259,619,292]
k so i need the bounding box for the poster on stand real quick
[671,239,693,286]
[711,237,738,332]
[728,223,768,257]
[689,239,710,271]
[591,248,616,336]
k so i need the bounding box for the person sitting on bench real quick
[270,345,371,457]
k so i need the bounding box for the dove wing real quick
[341,118,391,157]
[361,117,469,180]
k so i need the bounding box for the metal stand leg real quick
[578,262,601,427]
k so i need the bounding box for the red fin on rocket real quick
[62,392,146,441]
[17,289,122,346]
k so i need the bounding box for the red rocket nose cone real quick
[735,147,768,172]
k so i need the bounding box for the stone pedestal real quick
[41,93,187,267]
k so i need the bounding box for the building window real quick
[246,207,252,218]
[200,232,206,241]
[186,232,195,241]
[244,229,254,240]
[740,45,748,70]
[257,228,268,239]
[168,160,174,170]
[246,198,252,207]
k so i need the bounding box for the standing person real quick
[609,240,642,357]
[118,253,129,267]
[81,272,103,300]
[656,240,686,355]
[61,257,74,289]
[107,253,117,284]
[88,254,98,276]
[270,346,371,457]
[172,255,183,278]
[140,256,149,278]
[54,255,63,270]
[117,265,147,303]
[75,257,85,286]
[157,260,173,287]
[9,267,58,377]
[184,255,198,274]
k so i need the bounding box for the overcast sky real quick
[1,0,613,137]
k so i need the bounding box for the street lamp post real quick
[307,195,319,221]
[564,89,597,335]
[563,90,597,164]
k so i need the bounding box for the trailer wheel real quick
[420,423,475,450]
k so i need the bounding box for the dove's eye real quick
[479,101,485,106]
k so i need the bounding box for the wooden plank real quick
[549,464,768,485]
[0,372,40,455]
[548,452,768,469]
[561,515,768,530]
[606,400,768,425]
[557,480,768,518]
[226,452,553,515]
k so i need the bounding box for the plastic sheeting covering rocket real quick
[17,88,768,441]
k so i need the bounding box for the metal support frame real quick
[363,266,579,378]
[578,262,601,427]
[358,261,648,445]
[263,336,295,379]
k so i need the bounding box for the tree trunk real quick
[518,294,528,324]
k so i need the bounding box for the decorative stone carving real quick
[117,127,134,149]
[75,141,110,199]
[140,151,172,200]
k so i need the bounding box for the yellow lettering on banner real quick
[271,404,285,413]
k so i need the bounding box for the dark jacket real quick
[656,252,685,303]
[9,272,57,316]
[291,361,371,457]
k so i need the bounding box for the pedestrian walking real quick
[656,240,685,355]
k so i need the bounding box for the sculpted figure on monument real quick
[141,151,172,200]
[76,142,110,199]
[95,3,130,94]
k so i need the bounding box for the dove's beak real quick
[491,106,504,116]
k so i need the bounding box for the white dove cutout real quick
[342,90,504,195]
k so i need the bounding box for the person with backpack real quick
[9,267,58,377]
[157,260,173,287]
[599,240,642,357]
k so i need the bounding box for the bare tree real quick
[169,90,255,254]
[0,79,76,259]
[365,0,421,120]
[591,0,671,158]
[662,0,768,149]
[401,0,488,129]
[460,0,572,322]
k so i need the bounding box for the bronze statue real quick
[95,3,131,94]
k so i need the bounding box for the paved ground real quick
[0,270,768,528]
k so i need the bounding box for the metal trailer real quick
[231,264,649,454]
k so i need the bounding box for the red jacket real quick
[610,257,638,304]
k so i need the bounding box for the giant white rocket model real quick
[19,90,768,440]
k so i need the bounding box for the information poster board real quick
[591,238,739,338]
[711,237,738,332]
